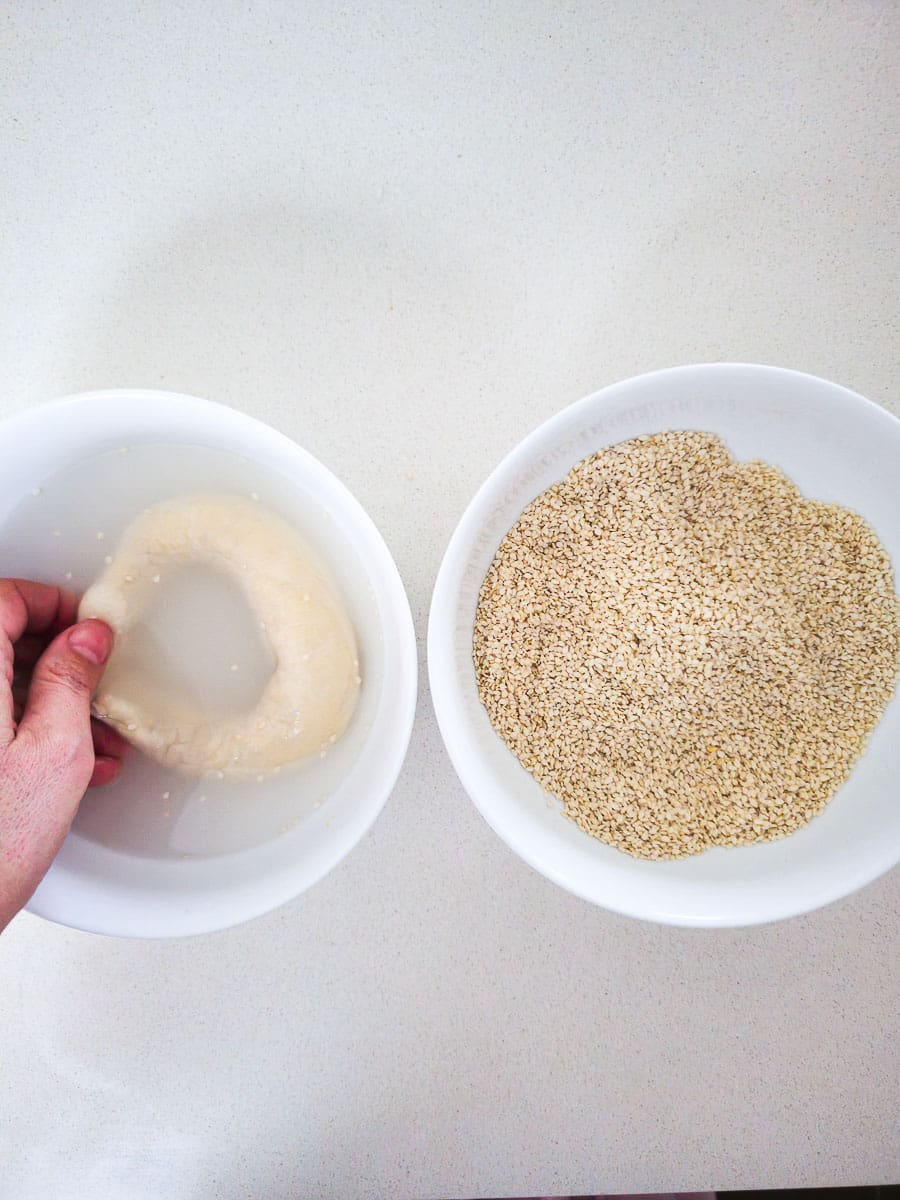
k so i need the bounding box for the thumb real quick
[20,619,114,748]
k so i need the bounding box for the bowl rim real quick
[4,387,418,938]
[427,362,900,927]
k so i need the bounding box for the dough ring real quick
[79,492,360,779]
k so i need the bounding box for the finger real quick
[0,581,81,744]
[18,620,114,764]
[0,579,79,644]
[91,717,130,760]
[89,754,122,788]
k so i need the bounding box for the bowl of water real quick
[0,389,417,937]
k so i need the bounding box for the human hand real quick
[0,579,127,930]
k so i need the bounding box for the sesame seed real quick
[96,531,105,540]
[474,430,900,859]
[104,555,112,565]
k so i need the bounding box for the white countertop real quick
[1,3,898,1196]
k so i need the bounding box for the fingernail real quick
[69,622,113,666]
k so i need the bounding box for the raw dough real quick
[79,492,360,778]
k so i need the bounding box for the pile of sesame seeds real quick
[473,431,900,860]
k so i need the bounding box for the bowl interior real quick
[429,365,900,925]
[0,391,416,936]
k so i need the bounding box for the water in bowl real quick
[0,442,382,859]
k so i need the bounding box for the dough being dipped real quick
[79,492,360,778]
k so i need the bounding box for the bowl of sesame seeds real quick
[428,364,900,926]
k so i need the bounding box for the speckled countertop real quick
[1,3,898,1197]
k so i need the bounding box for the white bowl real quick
[0,389,417,937]
[428,364,900,926]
